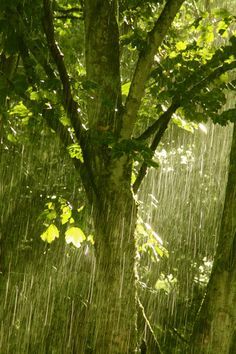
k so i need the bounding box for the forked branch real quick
[133,59,236,193]
[121,0,185,139]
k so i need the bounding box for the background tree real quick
[191,123,236,354]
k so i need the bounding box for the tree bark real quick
[191,124,236,354]
[90,185,138,353]
[82,2,139,352]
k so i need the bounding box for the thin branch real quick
[137,296,163,354]
[14,6,99,202]
[42,106,75,146]
[133,102,179,193]
[136,111,168,141]
[171,327,189,344]
[19,41,38,86]
[42,105,97,203]
[120,0,185,139]
[136,55,236,143]
[184,61,236,97]
[42,0,83,143]
[43,102,99,203]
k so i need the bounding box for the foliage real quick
[39,195,89,248]
[136,216,169,263]
[1,0,236,352]
[1,0,235,161]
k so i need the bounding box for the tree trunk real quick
[90,183,138,353]
[191,124,236,353]
[82,2,139,350]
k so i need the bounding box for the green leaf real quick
[87,234,94,245]
[215,109,236,125]
[205,31,214,44]
[40,224,59,244]
[60,205,72,225]
[12,75,29,95]
[7,133,17,143]
[30,91,40,101]
[67,143,84,162]
[77,205,84,213]
[176,41,187,51]
[60,115,71,126]
[65,227,86,248]
[9,101,32,118]
[172,115,198,133]
[122,82,131,97]
[46,210,57,221]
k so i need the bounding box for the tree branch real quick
[184,61,236,98]
[133,102,179,193]
[121,0,185,139]
[136,50,236,143]
[42,0,83,143]
[133,60,236,193]
[137,296,162,354]
[18,16,98,202]
[136,111,169,141]
[42,105,98,203]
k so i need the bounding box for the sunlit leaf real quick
[46,202,55,210]
[155,279,170,293]
[9,101,32,117]
[122,82,131,97]
[60,205,72,225]
[40,224,59,244]
[219,72,228,83]
[176,41,187,51]
[77,205,84,213]
[172,115,197,133]
[7,133,17,143]
[30,91,39,101]
[67,144,84,162]
[60,115,71,126]
[205,31,214,44]
[87,234,95,245]
[65,227,86,248]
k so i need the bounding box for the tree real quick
[191,123,236,354]
[1,0,236,352]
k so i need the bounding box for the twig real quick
[137,296,163,354]
[171,327,189,344]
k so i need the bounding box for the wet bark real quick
[191,124,236,354]
[82,2,139,352]
[78,1,186,351]
[90,186,138,353]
